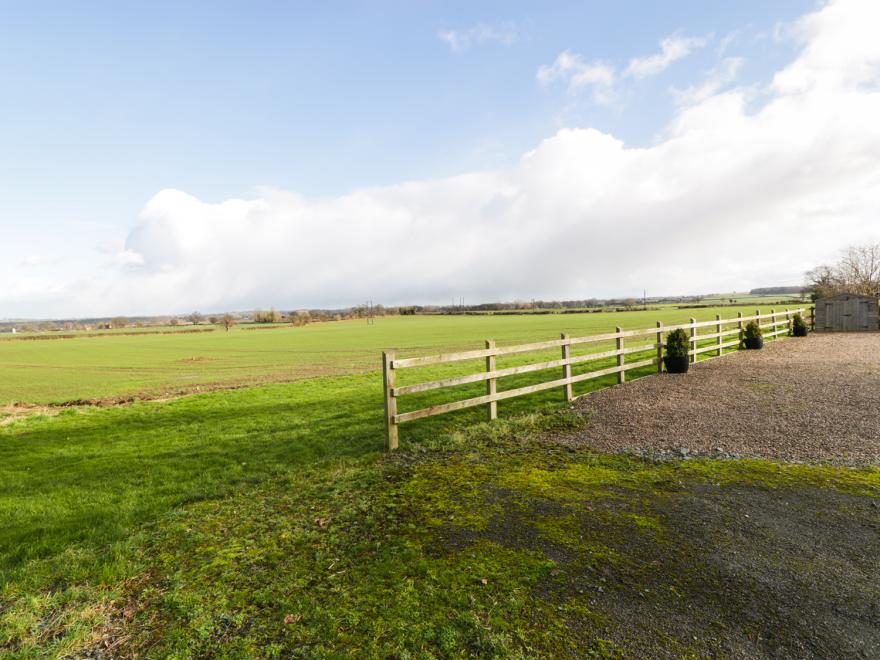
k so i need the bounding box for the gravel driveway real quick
[569,332,880,465]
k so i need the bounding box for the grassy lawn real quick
[0,304,807,405]
[2,393,877,657]
[6,304,862,657]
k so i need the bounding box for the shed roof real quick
[816,293,879,302]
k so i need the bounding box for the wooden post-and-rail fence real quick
[382,307,813,450]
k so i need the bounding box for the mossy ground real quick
[29,412,874,658]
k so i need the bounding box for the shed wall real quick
[815,295,879,331]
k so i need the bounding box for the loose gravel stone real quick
[566,332,880,466]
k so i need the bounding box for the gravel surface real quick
[568,333,880,465]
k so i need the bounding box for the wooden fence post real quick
[560,333,573,402]
[784,309,791,336]
[616,327,625,384]
[689,318,697,364]
[485,340,497,420]
[810,306,815,330]
[716,314,722,357]
[382,351,398,451]
[770,309,776,340]
[656,321,663,373]
[737,312,744,348]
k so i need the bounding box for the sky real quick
[2,0,879,318]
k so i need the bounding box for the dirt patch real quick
[242,324,296,331]
[566,333,880,465]
[0,404,61,426]
[3,364,365,416]
[0,328,216,342]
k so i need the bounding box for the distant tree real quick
[209,316,219,325]
[222,313,236,331]
[253,308,282,323]
[111,316,128,328]
[188,311,204,325]
[289,310,311,327]
[169,318,179,326]
[806,243,880,299]
[623,298,637,309]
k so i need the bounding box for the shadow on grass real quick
[0,353,665,578]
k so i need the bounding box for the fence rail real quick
[382,307,813,449]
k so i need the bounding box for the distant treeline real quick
[749,286,806,295]
[4,290,813,334]
[676,300,804,310]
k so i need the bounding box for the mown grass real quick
[0,304,802,404]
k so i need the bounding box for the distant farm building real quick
[815,294,879,331]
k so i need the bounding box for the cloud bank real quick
[6,0,880,317]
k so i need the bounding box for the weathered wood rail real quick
[382,307,813,449]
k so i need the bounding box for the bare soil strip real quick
[0,328,216,342]
[2,365,363,418]
[568,333,880,465]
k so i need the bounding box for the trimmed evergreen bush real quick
[665,328,690,358]
[664,328,690,373]
[743,321,763,349]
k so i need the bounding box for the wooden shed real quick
[815,294,879,331]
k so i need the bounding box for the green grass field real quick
[0,304,807,405]
[7,303,865,658]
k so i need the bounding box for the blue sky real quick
[2,1,808,198]
[4,0,879,317]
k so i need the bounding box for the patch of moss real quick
[398,460,500,531]
[675,458,880,498]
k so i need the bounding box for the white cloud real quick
[623,33,710,79]
[671,57,744,106]
[536,51,616,103]
[5,0,880,317]
[438,23,518,53]
[537,31,709,102]
[772,0,880,93]
[716,29,741,57]
[18,255,46,268]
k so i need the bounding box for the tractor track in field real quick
[0,365,367,421]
